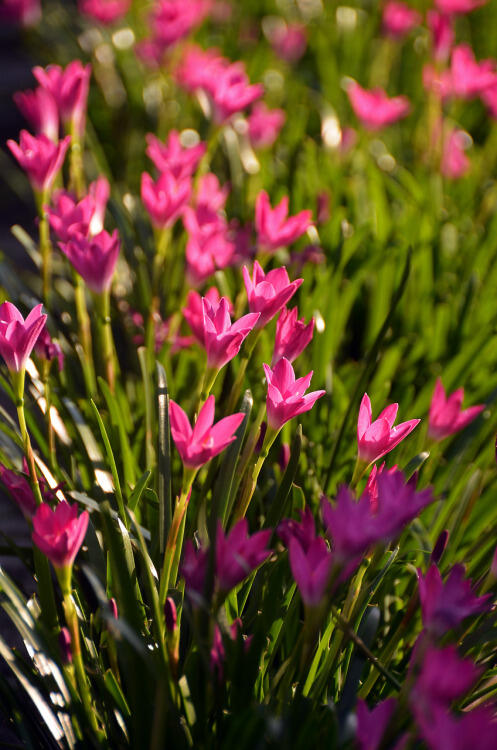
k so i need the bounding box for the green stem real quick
[73,273,96,396]
[226,328,262,413]
[68,127,85,199]
[159,472,196,606]
[138,347,156,471]
[95,290,116,393]
[232,425,278,523]
[41,360,56,471]
[36,191,52,308]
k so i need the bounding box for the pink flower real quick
[434,0,488,13]
[195,173,230,213]
[362,462,398,512]
[0,0,40,25]
[428,378,484,441]
[210,619,249,679]
[141,171,191,229]
[278,507,316,552]
[441,129,471,179]
[247,102,285,149]
[357,393,420,465]
[427,11,454,63]
[181,540,208,606]
[216,519,272,592]
[0,302,46,373]
[151,0,210,49]
[263,357,325,432]
[422,64,453,100]
[185,217,235,284]
[417,563,491,636]
[356,699,397,750]
[208,62,264,124]
[7,131,70,194]
[175,45,228,93]
[47,177,110,240]
[32,501,89,569]
[272,307,314,366]
[347,82,410,131]
[0,464,37,517]
[243,260,303,329]
[146,130,206,179]
[382,1,421,39]
[418,704,497,750]
[412,645,481,714]
[13,87,59,142]
[169,395,244,469]
[449,44,497,99]
[59,229,120,294]
[182,287,228,344]
[481,82,497,119]
[202,296,259,371]
[79,0,130,24]
[255,190,312,253]
[33,61,91,137]
[34,327,64,371]
[270,23,307,63]
[289,536,333,607]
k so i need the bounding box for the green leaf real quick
[98,376,137,488]
[157,362,172,554]
[90,399,127,529]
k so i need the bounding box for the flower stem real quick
[95,290,116,393]
[159,472,195,606]
[73,273,96,396]
[41,360,56,471]
[232,425,278,522]
[68,127,85,199]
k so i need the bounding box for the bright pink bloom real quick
[434,0,488,13]
[357,393,420,465]
[59,229,120,294]
[441,129,471,179]
[0,302,46,373]
[270,23,307,63]
[428,378,484,440]
[184,213,235,284]
[362,462,398,512]
[33,61,91,137]
[13,87,59,142]
[151,0,210,48]
[247,102,285,149]
[202,296,259,371]
[482,83,497,119]
[449,44,497,99]
[79,0,130,24]
[427,11,454,63]
[175,46,229,93]
[169,395,244,469]
[195,173,230,213]
[289,536,333,607]
[412,645,481,713]
[243,261,303,329]
[263,357,325,432]
[182,287,227,345]
[347,82,410,131]
[272,307,314,366]
[356,699,397,750]
[48,176,110,240]
[181,540,208,606]
[255,191,312,253]
[216,519,271,592]
[7,131,70,194]
[141,171,191,229]
[418,704,497,750]
[34,327,64,371]
[278,507,316,552]
[0,465,37,517]
[146,130,206,179]
[0,0,40,25]
[417,563,491,636]
[208,62,264,124]
[382,1,421,38]
[32,501,89,569]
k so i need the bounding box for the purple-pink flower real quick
[357,393,420,465]
[269,22,307,63]
[243,261,303,329]
[449,44,497,100]
[47,176,110,241]
[0,0,41,25]
[441,129,471,179]
[202,296,259,371]
[32,501,89,569]
[255,190,312,253]
[59,229,120,294]
[216,519,271,593]
[34,327,64,371]
[411,644,481,712]
[7,131,71,194]
[146,130,206,179]
[169,395,244,470]
[434,0,488,13]
[78,0,130,24]
[272,307,314,366]
[428,378,484,441]
[0,464,37,517]
[247,102,285,149]
[141,171,191,229]
[33,61,91,137]
[356,698,397,750]
[208,62,263,124]
[427,10,454,63]
[278,506,316,552]
[0,302,47,373]
[418,704,497,750]
[263,357,325,432]
[184,210,235,285]
[13,87,59,142]
[183,287,228,345]
[382,1,421,39]
[288,536,333,607]
[347,82,410,131]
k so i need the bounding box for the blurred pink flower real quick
[356,699,397,750]
[151,0,210,48]
[434,0,488,13]
[202,296,259,371]
[169,394,244,469]
[357,393,420,465]
[146,130,206,179]
[175,46,228,93]
[33,61,91,137]
[289,536,333,607]
[34,327,64,371]
[382,1,421,39]
[0,0,40,25]
[272,307,314,366]
[412,644,481,714]
[0,465,37,517]
[270,23,307,63]
[216,519,271,592]
[13,87,59,142]
[263,357,325,432]
[210,619,250,679]
[255,190,312,253]
[32,501,89,570]
[278,506,316,552]
[7,131,70,194]
[0,302,46,373]
[184,207,235,284]
[422,64,452,99]
[79,0,130,24]
[441,129,470,179]
[418,704,497,750]
[243,260,303,328]
[209,62,264,124]
[181,540,208,606]
[141,171,191,229]
[47,176,110,240]
[182,287,228,344]
[481,82,497,119]
[195,173,230,213]
[449,44,497,99]
[347,82,410,130]
[428,378,484,440]
[427,11,454,63]
[247,102,285,149]
[362,462,398,512]
[59,229,120,294]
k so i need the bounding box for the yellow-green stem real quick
[233,425,278,522]
[41,359,56,470]
[68,127,85,199]
[73,273,96,396]
[95,290,116,393]
[160,473,195,605]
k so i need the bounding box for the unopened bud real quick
[59,627,72,664]
[165,597,177,633]
[109,597,118,619]
[431,530,449,565]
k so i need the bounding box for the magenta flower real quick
[181,540,208,607]
[247,102,285,149]
[441,129,471,179]
[169,395,244,470]
[13,87,59,142]
[243,261,303,329]
[412,645,481,712]
[357,393,420,465]
[356,699,397,750]
[183,287,227,345]
[32,501,89,570]
[270,22,307,63]
[418,704,497,750]
[263,358,325,432]
[33,61,91,137]
[216,519,271,593]
[0,302,47,373]
[184,207,235,284]
[449,45,497,99]
[427,11,454,63]
[272,307,314,366]
[418,564,491,636]
[209,62,263,124]
[59,229,120,294]
[210,619,249,680]
[175,45,229,93]
[347,82,410,131]
[278,506,316,552]
[0,465,37,517]
[48,177,110,241]
[423,64,453,100]
[7,131,70,194]
[195,173,230,213]
[141,171,191,229]
[362,462,398,512]
[255,191,312,253]
[0,0,41,25]
[434,0,488,13]
[34,327,64,371]
[150,0,210,50]
[382,1,421,38]
[428,378,484,441]
[146,130,206,179]
[289,536,333,607]
[79,0,130,24]
[202,296,259,371]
